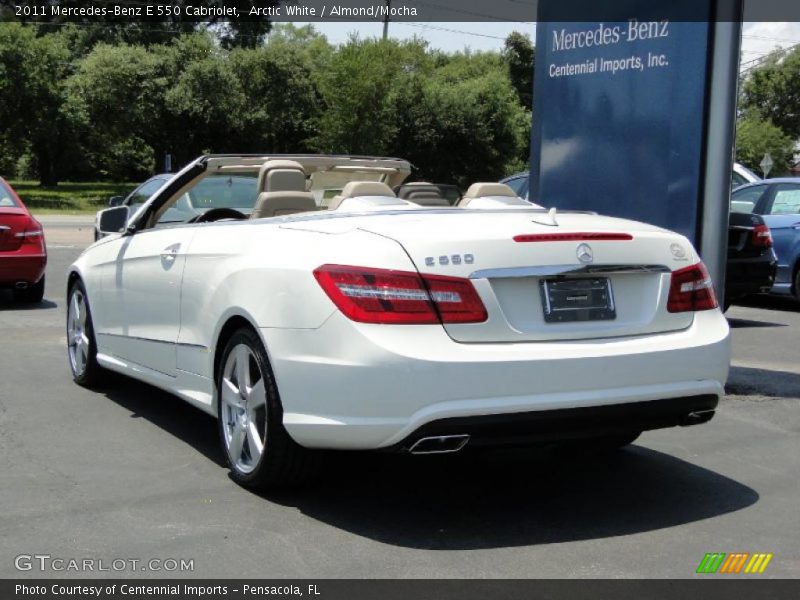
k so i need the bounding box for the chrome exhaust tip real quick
[680,409,715,426]
[408,434,470,455]
[14,282,28,290]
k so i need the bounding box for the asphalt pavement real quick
[0,216,798,578]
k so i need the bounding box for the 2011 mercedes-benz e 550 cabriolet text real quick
[66,155,730,489]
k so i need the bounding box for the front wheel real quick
[67,280,103,386]
[217,327,315,489]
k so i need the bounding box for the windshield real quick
[157,174,259,224]
[0,180,19,208]
[154,163,400,226]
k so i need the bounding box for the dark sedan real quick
[725,211,777,310]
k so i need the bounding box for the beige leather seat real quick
[457,182,518,207]
[328,181,396,210]
[251,160,316,219]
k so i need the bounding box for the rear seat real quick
[458,182,539,208]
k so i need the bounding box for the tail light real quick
[667,262,718,313]
[15,219,45,252]
[751,223,773,248]
[313,264,487,324]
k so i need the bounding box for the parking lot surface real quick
[0,216,798,578]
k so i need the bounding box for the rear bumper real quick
[264,309,730,450]
[0,254,47,286]
[392,394,718,451]
[725,253,777,298]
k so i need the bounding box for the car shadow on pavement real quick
[0,291,58,311]
[734,295,799,313]
[727,317,787,329]
[726,366,800,399]
[97,372,227,468]
[91,372,760,550]
[260,442,759,549]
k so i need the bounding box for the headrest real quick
[340,181,395,200]
[462,182,518,199]
[257,160,306,192]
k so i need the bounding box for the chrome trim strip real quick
[97,332,208,350]
[0,225,10,231]
[469,264,671,279]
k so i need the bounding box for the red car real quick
[0,177,46,303]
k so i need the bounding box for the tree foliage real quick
[0,22,532,186]
[740,46,800,140]
[503,31,535,109]
[735,117,796,176]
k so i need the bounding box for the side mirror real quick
[108,196,124,207]
[98,206,130,235]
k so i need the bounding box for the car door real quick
[757,183,800,286]
[98,224,196,377]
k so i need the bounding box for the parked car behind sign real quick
[731,179,800,300]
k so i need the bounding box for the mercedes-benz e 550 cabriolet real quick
[66,155,730,489]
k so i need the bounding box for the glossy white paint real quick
[71,204,731,450]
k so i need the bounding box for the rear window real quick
[0,180,19,207]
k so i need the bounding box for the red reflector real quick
[667,262,718,313]
[313,265,487,324]
[751,223,773,248]
[513,232,633,242]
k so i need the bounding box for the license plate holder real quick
[540,277,616,323]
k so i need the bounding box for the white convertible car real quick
[67,154,730,488]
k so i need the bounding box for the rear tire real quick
[67,279,104,387]
[793,267,800,303]
[13,275,45,304]
[217,327,315,489]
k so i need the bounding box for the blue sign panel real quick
[530,2,714,244]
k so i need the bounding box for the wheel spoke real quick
[71,293,81,324]
[221,378,243,409]
[235,346,251,391]
[74,344,86,373]
[247,378,266,409]
[229,425,246,462]
[246,421,264,460]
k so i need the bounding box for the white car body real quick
[69,155,730,456]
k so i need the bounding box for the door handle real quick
[792,222,800,230]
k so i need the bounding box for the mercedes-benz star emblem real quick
[576,243,594,264]
[670,243,686,259]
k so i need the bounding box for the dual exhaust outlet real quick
[408,434,470,455]
[406,408,715,454]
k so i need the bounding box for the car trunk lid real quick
[283,210,697,342]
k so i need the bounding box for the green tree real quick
[740,46,800,139]
[65,41,165,179]
[312,37,432,155]
[0,23,81,185]
[735,117,796,176]
[503,31,535,109]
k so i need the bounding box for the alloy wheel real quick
[67,289,90,377]
[220,344,268,473]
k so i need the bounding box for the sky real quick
[291,21,800,70]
